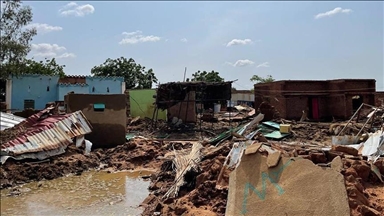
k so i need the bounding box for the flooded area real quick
[0,170,154,216]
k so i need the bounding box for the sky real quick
[19,1,384,90]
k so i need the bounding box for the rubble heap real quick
[0,103,383,216]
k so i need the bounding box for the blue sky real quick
[23,1,383,90]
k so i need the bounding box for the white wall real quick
[5,79,12,110]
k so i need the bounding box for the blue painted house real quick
[6,74,125,111]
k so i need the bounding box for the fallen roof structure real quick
[0,106,93,164]
[0,112,25,131]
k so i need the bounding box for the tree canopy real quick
[91,57,158,89]
[188,70,224,82]
[22,58,65,77]
[250,75,275,84]
[0,0,37,80]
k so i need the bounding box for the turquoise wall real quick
[86,77,124,94]
[10,75,125,111]
[11,74,59,110]
[57,84,89,101]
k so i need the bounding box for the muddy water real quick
[0,170,154,216]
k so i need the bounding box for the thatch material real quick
[163,142,203,199]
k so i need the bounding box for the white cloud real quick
[256,62,270,68]
[226,39,253,47]
[119,31,161,45]
[226,59,255,67]
[30,43,75,59]
[59,2,95,17]
[25,23,63,34]
[181,38,188,43]
[57,53,76,59]
[315,7,353,19]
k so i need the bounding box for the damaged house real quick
[376,91,384,107]
[5,74,125,111]
[254,79,376,121]
[155,81,232,123]
[64,93,127,148]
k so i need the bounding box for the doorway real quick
[352,95,363,112]
[308,97,319,120]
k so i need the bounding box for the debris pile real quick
[0,100,383,216]
[0,106,93,164]
[140,108,384,216]
[0,137,164,188]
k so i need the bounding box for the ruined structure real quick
[376,91,384,107]
[64,93,126,148]
[155,81,232,123]
[254,79,376,120]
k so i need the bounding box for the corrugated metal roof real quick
[0,112,25,131]
[1,110,92,156]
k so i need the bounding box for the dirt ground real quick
[1,120,383,216]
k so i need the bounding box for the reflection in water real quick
[0,170,154,216]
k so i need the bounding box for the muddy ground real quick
[1,120,383,216]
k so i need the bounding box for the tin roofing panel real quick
[1,110,92,156]
[0,112,25,131]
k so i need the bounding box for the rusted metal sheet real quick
[1,110,92,157]
[0,112,25,131]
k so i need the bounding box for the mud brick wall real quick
[168,91,196,123]
[283,81,327,92]
[284,96,307,119]
[65,94,127,148]
[328,94,347,119]
[254,79,376,120]
[375,92,384,107]
[58,76,86,84]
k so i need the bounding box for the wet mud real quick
[1,170,153,215]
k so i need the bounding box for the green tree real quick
[22,58,65,77]
[91,57,158,89]
[0,0,37,80]
[190,70,224,82]
[250,75,275,84]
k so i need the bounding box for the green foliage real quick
[22,58,65,77]
[91,57,158,89]
[250,75,275,83]
[0,0,37,80]
[190,70,224,82]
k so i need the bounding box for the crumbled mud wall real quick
[65,94,126,148]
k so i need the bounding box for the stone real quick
[267,151,281,168]
[332,145,358,156]
[331,156,343,173]
[345,167,359,178]
[352,163,371,182]
[327,150,344,161]
[360,205,381,216]
[244,143,262,155]
[309,152,327,164]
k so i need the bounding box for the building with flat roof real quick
[254,79,376,120]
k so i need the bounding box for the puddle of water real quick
[0,170,154,216]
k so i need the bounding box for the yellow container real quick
[280,124,292,134]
